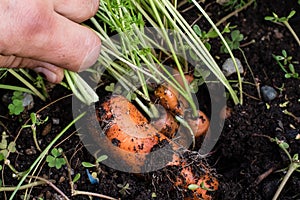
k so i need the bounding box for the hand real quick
[0,0,101,83]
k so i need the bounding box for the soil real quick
[0,1,300,200]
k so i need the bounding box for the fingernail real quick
[34,68,58,83]
[78,38,101,72]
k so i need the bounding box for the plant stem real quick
[272,161,300,200]
[72,190,118,200]
[28,176,70,200]
[239,48,261,100]
[8,69,46,101]
[0,181,48,192]
[0,84,34,94]
[282,21,300,46]
[32,125,42,152]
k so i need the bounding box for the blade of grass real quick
[7,69,46,101]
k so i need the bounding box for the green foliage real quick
[117,182,131,195]
[189,66,211,93]
[82,155,108,168]
[222,0,249,10]
[0,132,16,187]
[193,23,235,51]
[272,50,299,79]
[220,30,244,53]
[188,181,215,191]
[46,148,66,169]
[265,10,296,23]
[72,173,81,183]
[270,137,300,199]
[8,91,25,115]
[0,132,16,158]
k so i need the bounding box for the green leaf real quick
[0,149,7,158]
[96,155,108,163]
[82,162,95,168]
[30,113,37,124]
[72,173,81,183]
[193,25,202,37]
[7,142,16,153]
[231,30,240,41]
[204,42,211,51]
[0,153,5,161]
[285,73,292,78]
[46,155,55,163]
[205,30,218,38]
[293,153,299,161]
[287,10,296,19]
[55,158,66,169]
[105,83,115,92]
[188,184,199,191]
[282,50,287,57]
[51,148,61,157]
[288,64,295,73]
[278,17,287,22]
[279,141,289,149]
[275,55,285,61]
[0,138,7,150]
[264,16,275,21]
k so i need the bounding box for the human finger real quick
[0,55,64,83]
[53,0,99,23]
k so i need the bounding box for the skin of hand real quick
[0,0,101,83]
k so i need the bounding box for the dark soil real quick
[0,1,299,200]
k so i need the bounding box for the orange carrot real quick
[186,110,210,138]
[95,95,217,198]
[154,83,183,116]
[151,108,179,138]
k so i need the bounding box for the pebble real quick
[261,85,278,101]
[59,176,66,183]
[25,146,37,155]
[222,57,244,77]
[22,93,34,110]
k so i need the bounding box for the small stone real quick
[22,93,34,110]
[222,57,244,77]
[59,176,66,183]
[52,118,60,125]
[25,146,37,155]
[261,85,277,101]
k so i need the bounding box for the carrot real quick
[151,107,179,138]
[98,95,167,153]
[154,83,183,116]
[174,161,218,200]
[94,95,217,198]
[186,110,210,138]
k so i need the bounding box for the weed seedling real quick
[270,137,300,200]
[193,23,235,51]
[117,182,131,195]
[0,132,16,159]
[46,148,66,169]
[220,30,244,53]
[220,0,250,10]
[8,91,25,115]
[265,10,300,46]
[272,50,299,79]
[82,155,108,168]
[22,113,49,152]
